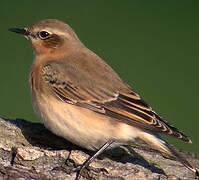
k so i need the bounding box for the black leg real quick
[75,140,115,180]
[195,170,199,179]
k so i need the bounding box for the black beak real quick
[8,28,29,36]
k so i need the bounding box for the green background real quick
[0,1,199,153]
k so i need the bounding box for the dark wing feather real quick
[42,61,191,143]
[101,92,191,143]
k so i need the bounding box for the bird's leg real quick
[75,140,115,180]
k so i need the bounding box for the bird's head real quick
[9,19,83,57]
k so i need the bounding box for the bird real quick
[9,19,198,179]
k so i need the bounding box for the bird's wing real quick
[42,60,191,143]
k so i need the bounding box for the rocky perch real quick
[0,116,198,180]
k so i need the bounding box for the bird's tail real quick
[138,130,198,176]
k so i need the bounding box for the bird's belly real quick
[31,93,125,150]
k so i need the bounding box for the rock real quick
[0,116,198,180]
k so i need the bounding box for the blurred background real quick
[0,1,198,153]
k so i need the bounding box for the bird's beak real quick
[9,28,30,36]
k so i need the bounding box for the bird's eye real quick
[38,31,50,39]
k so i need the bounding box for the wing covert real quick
[41,60,191,143]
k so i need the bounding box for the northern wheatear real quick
[9,19,198,179]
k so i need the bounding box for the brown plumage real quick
[41,58,191,143]
[9,19,198,179]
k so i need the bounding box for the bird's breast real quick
[29,60,140,150]
[31,90,124,150]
